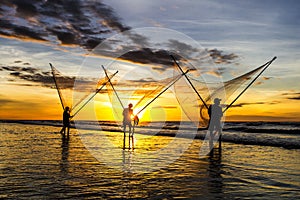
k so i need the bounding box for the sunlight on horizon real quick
[1,30,299,122]
[1,67,300,122]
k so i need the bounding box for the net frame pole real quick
[223,56,277,113]
[71,70,118,118]
[101,65,124,109]
[50,63,65,110]
[136,69,190,116]
[170,55,209,110]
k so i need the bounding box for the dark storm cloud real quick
[0,65,66,88]
[208,49,238,64]
[167,39,199,56]
[262,77,271,80]
[120,48,173,66]
[1,66,37,74]
[0,97,40,108]
[288,96,300,100]
[0,0,129,49]
[152,105,177,109]
[0,0,239,68]
[168,40,239,65]
[110,78,165,89]
[0,94,38,108]
[117,43,238,73]
[117,46,238,74]
[0,98,16,105]
[282,92,300,100]
[133,77,157,83]
[229,100,280,108]
[1,65,104,90]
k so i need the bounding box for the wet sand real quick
[1,122,300,199]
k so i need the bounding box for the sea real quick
[0,120,300,199]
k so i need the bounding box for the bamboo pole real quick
[170,55,209,109]
[71,71,118,118]
[223,56,277,113]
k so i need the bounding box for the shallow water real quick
[0,123,300,199]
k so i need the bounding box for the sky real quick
[0,0,299,122]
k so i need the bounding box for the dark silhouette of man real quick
[208,98,223,148]
[60,106,71,136]
[123,103,134,135]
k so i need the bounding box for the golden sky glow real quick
[1,76,300,122]
[0,45,299,122]
[1,1,300,122]
[0,47,299,122]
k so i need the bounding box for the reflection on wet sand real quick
[207,147,223,198]
[60,134,69,175]
[1,123,300,199]
[123,133,134,150]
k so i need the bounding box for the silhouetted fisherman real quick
[60,106,71,136]
[122,103,134,135]
[123,103,139,133]
[208,98,223,149]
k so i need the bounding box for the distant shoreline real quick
[1,119,300,134]
[1,119,300,124]
[1,119,300,149]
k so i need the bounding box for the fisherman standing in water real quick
[60,106,71,137]
[123,103,134,136]
[122,103,139,135]
[208,98,223,149]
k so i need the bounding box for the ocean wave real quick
[1,120,300,149]
[223,127,300,135]
[220,131,300,149]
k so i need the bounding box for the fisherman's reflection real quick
[122,149,133,172]
[207,148,223,197]
[123,129,135,150]
[60,134,69,175]
[121,149,134,198]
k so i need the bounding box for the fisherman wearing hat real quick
[208,98,223,135]
[122,103,137,136]
[60,106,71,137]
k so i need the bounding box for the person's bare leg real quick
[123,124,126,135]
[67,126,70,138]
[131,134,134,150]
[218,128,222,150]
[209,130,214,152]
[128,125,132,137]
[123,125,126,149]
[123,130,126,150]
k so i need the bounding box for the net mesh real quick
[173,58,274,128]
[50,64,75,110]
[51,64,111,115]
[105,69,183,124]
